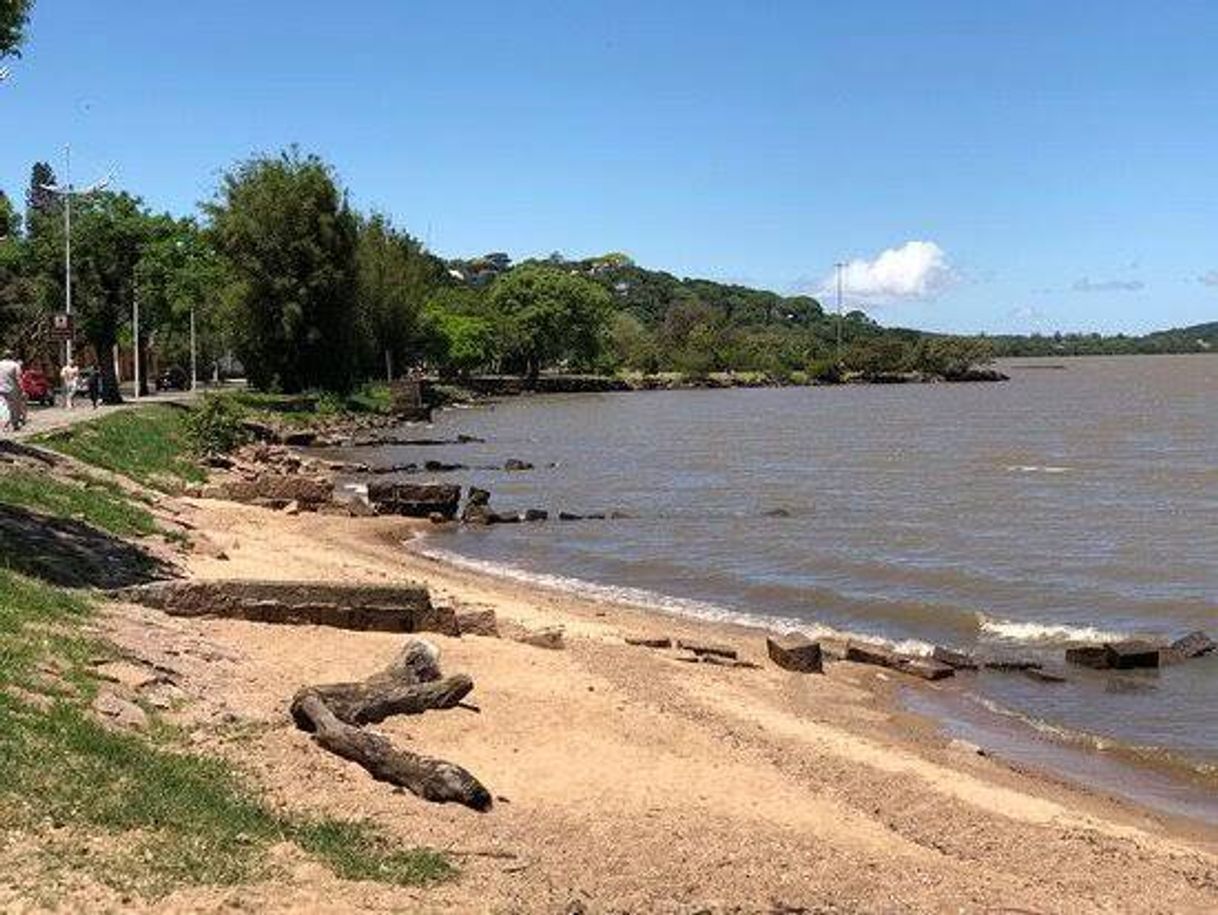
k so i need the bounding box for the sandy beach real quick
[48,496,1213,913]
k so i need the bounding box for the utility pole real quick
[834,261,846,367]
[133,291,141,400]
[40,145,110,364]
[190,306,198,391]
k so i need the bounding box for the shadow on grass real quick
[0,439,62,466]
[0,503,174,589]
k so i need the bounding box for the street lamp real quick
[40,144,111,364]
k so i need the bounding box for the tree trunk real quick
[292,694,492,810]
[289,639,491,811]
[95,336,123,404]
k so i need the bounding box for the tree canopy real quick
[205,150,359,393]
[0,0,32,59]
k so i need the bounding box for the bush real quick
[184,396,249,457]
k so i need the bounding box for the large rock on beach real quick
[1168,631,1216,660]
[845,643,954,681]
[1066,640,1163,670]
[368,481,461,519]
[766,633,823,673]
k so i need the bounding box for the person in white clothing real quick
[0,350,26,431]
[60,359,80,409]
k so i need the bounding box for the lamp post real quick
[39,145,110,364]
[834,261,846,367]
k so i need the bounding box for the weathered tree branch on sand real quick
[292,693,492,810]
[291,674,474,727]
[290,639,492,811]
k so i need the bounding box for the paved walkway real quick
[7,389,202,440]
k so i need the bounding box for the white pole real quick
[190,305,197,391]
[133,292,141,400]
[835,261,844,366]
[64,144,73,364]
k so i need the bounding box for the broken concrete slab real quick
[114,579,456,636]
[765,633,823,673]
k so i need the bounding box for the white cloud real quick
[1199,270,1218,287]
[823,240,956,302]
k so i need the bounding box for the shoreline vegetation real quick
[10,144,1211,413]
[3,399,1217,910]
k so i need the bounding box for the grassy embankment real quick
[1,404,453,899]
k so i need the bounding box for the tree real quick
[135,216,228,386]
[843,336,910,379]
[205,149,359,393]
[27,190,156,401]
[0,190,17,238]
[487,264,612,380]
[356,213,436,380]
[1,0,33,59]
[25,162,57,228]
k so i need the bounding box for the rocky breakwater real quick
[188,442,335,511]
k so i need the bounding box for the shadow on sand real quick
[0,503,175,589]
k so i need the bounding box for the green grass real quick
[0,567,455,899]
[0,470,160,538]
[33,406,207,491]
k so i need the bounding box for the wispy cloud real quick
[1008,304,1048,322]
[1199,270,1218,287]
[1072,277,1145,293]
[819,240,956,302]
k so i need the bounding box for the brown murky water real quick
[350,355,1218,793]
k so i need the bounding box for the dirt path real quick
[68,498,1217,913]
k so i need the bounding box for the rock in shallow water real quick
[766,633,823,673]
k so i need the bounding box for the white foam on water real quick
[410,542,936,656]
[1005,465,1073,474]
[977,613,1130,646]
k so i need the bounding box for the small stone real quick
[514,627,564,650]
[676,639,737,660]
[949,738,986,757]
[625,636,672,649]
[282,500,301,516]
[931,645,978,670]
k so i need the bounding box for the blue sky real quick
[3,0,1216,334]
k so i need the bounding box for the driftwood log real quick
[290,639,492,811]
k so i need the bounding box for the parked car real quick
[155,365,189,391]
[20,368,55,406]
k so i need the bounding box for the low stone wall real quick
[116,579,457,635]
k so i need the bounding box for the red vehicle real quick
[20,367,55,406]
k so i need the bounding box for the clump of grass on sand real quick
[0,568,453,899]
[33,405,207,491]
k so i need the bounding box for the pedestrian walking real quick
[60,359,80,409]
[0,349,27,431]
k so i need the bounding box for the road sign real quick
[51,313,73,340]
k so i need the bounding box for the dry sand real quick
[39,500,1218,912]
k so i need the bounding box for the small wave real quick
[977,614,1130,646]
[410,543,935,656]
[1005,464,1072,474]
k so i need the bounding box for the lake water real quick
[344,355,1218,801]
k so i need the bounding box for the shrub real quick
[184,396,248,457]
